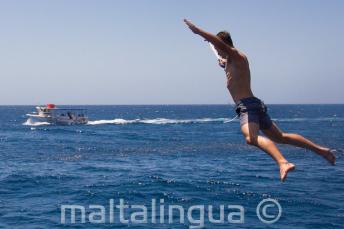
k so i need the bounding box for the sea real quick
[0,105,343,229]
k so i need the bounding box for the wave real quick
[87,117,237,125]
[22,116,343,127]
[87,116,343,126]
[274,117,344,122]
[23,119,50,126]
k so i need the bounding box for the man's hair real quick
[216,31,233,47]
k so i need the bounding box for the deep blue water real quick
[0,105,344,228]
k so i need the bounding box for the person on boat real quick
[67,112,74,120]
[184,19,336,181]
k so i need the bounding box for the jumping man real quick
[184,19,336,181]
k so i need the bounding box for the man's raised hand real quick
[183,19,200,34]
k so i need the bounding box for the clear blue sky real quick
[0,0,343,105]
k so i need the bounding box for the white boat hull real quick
[26,114,87,125]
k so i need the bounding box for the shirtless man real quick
[184,19,336,181]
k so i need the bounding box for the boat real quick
[26,104,88,125]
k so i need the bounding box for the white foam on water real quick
[87,116,343,126]
[22,116,343,127]
[23,119,50,126]
[87,119,139,125]
[87,117,237,125]
[274,117,344,122]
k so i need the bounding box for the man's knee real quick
[278,133,289,144]
[245,136,258,146]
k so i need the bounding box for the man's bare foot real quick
[279,162,295,182]
[320,148,336,165]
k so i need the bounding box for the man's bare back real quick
[222,50,254,103]
[184,19,336,182]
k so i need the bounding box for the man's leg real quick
[241,122,295,181]
[262,122,336,165]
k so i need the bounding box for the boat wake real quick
[23,116,343,126]
[23,119,50,126]
[86,116,344,126]
[87,117,237,125]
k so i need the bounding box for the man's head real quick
[216,31,233,47]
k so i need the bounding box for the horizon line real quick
[0,103,343,106]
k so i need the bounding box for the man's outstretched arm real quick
[183,19,236,58]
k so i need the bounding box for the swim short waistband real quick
[235,96,262,105]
